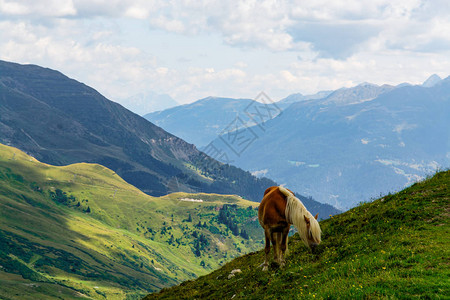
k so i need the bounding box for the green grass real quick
[0,143,262,299]
[146,170,450,299]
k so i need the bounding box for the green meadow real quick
[0,143,262,299]
[147,170,450,299]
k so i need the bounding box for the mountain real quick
[0,60,297,206]
[422,74,442,88]
[144,84,393,155]
[146,170,450,299]
[319,82,394,106]
[0,142,264,299]
[278,90,333,104]
[120,91,178,115]
[144,97,264,147]
[143,95,340,215]
[209,79,450,209]
[279,83,393,106]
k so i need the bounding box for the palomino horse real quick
[258,186,321,271]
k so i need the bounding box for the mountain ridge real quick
[0,59,339,217]
[144,75,449,209]
[208,78,450,209]
[144,97,260,147]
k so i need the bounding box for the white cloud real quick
[251,169,268,177]
[0,0,449,108]
[2,1,449,56]
[124,5,150,19]
[150,16,186,34]
[0,0,76,17]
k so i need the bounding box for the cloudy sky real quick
[1,0,449,113]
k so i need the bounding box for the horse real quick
[258,186,321,271]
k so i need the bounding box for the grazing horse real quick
[258,186,321,271]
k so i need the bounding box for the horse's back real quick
[264,186,278,196]
[259,186,288,227]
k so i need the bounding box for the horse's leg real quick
[280,226,290,268]
[270,230,279,263]
[272,230,285,266]
[262,228,271,271]
[277,232,284,265]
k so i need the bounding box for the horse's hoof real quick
[259,263,269,271]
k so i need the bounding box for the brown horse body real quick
[258,186,321,271]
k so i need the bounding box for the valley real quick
[0,143,264,299]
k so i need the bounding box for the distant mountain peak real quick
[279,90,332,104]
[321,82,394,106]
[422,74,442,87]
[120,91,178,115]
[357,82,378,87]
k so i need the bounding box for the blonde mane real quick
[279,186,321,246]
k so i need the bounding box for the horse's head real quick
[303,213,321,252]
[279,186,322,252]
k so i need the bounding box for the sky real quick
[1,0,450,113]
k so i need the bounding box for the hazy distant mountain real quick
[319,83,395,106]
[279,83,393,106]
[279,90,333,104]
[146,83,394,152]
[121,91,178,115]
[209,79,450,209]
[0,60,339,216]
[144,97,267,147]
[422,74,442,88]
[396,82,413,88]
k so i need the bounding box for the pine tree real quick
[240,229,249,240]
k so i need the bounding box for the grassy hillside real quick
[146,170,450,299]
[0,143,263,299]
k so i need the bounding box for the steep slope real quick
[0,60,273,203]
[0,143,264,299]
[210,79,450,209]
[146,170,450,299]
